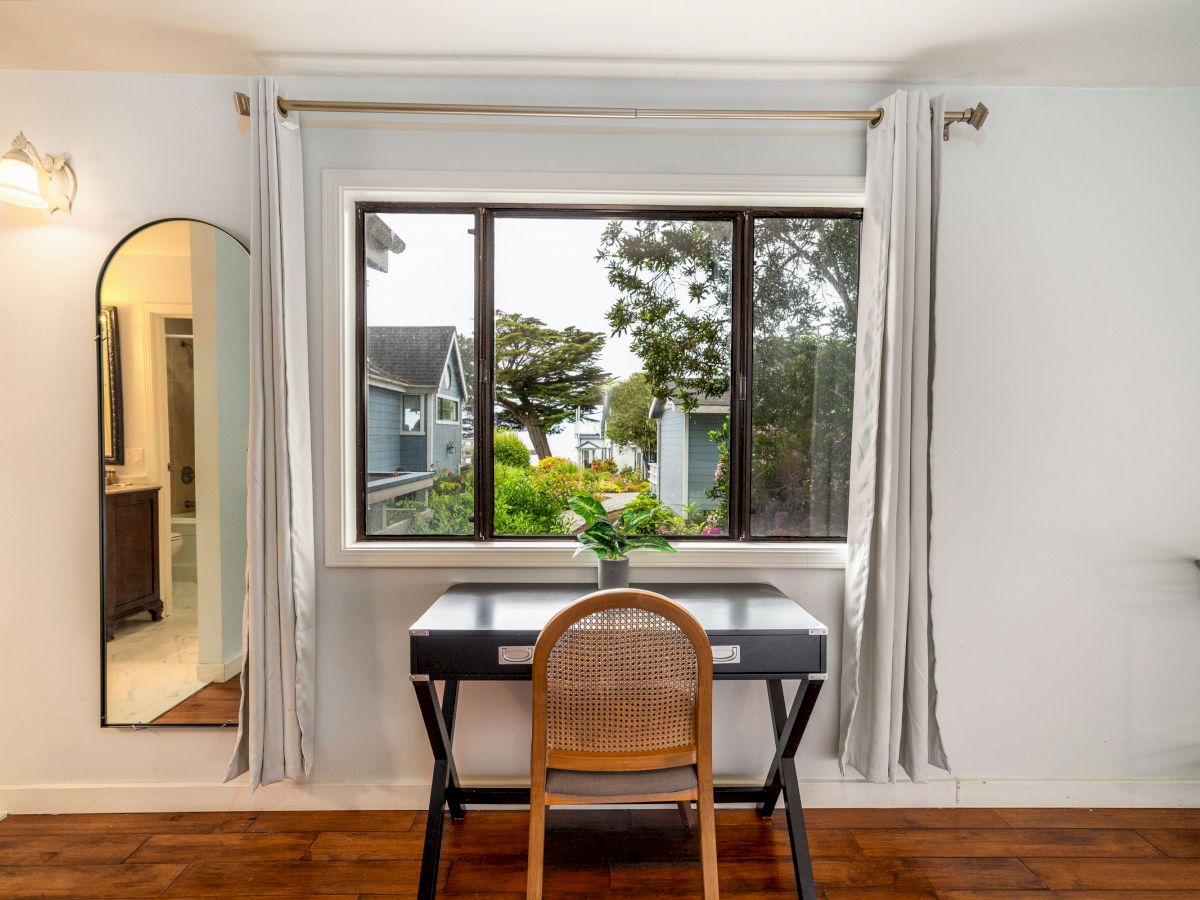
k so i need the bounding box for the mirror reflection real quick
[98,219,249,726]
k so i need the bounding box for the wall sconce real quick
[0,132,77,213]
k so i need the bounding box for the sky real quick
[366,212,644,458]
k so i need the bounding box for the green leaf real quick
[568,493,606,525]
[626,534,677,554]
[579,529,626,560]
[618,508,656,534]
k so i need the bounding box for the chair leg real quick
[677,800,696,831]
[526,796,546,900]
[696,789,719,899]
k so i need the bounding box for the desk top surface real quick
[411,582,827,635]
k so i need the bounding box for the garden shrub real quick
[389,469,473,535]
[537,456,580,475]
[493,430,532,469]
[621,491,700,536]
[494,463,573,534]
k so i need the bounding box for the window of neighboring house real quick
[437,396,460,423]
[356,204,860,542]
[401,395,423,433]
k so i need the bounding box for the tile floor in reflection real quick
[105,581,209,724]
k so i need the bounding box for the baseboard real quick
[195,653,243,684]
[2,778,1199,816]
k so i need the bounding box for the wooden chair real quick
[527,588,718,900]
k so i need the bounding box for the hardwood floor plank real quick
[939,892,1200,900]
[998,809,1200,829]
[0,812,255,834]
[853,827,1162,857]
[8,807,1200,900]
[813,858,1046,890]
[1024,858,1200,890]
[246,810,418,833]
[164,860,425,895]
[443,856,610,895]
[0,833,149,865]
[1142,830,1200,857]
[306,830,427,860]
[611,857,800,893]
[803,809,1012,830]
[0,862,186,897]
[128,832,319,862]
[152,675,241,726]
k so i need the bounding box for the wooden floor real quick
[152,676,240,726]
[0,807,1198,897]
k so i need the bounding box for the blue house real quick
[648,394,728,515]
[365,325,467,527]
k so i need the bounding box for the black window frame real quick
[355,202,863,544]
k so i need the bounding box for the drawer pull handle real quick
[711,645,740,664]
[499,646,534,664]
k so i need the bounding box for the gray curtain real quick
[226,76,317,789]
[839,89,950,784]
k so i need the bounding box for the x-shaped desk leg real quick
[758,676,824,900]
[412,676,465,900]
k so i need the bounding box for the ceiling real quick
[1,0,1197,86]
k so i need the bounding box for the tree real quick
[604,373,657,464]
[597,217,860,535]
[494,311,607,459]
[598,218,859,403]
[599,220,733,408]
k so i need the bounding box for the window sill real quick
[326,540,847,569]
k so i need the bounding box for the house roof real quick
[367,326,458,389]
[648,391,731,419]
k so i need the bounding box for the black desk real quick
[409,582,828,900]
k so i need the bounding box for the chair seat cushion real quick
[545,765,697,798]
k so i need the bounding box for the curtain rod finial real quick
[233,92,250,117]
[967,102,989,131]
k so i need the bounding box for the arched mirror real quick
[97,219,249,727]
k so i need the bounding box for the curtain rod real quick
[231,93,989,139]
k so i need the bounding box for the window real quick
[357,204,860,543]
[437,396,459,423]
[401,395,423,432]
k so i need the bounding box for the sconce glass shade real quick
[0,151,48,209]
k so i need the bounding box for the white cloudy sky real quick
[367,213,644,458]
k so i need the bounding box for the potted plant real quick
[568,493,676,589]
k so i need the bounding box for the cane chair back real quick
[527,588,718,899]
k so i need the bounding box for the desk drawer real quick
[410,630,825,679]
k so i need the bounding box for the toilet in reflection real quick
[170,531,183,558]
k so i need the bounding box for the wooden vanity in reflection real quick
[104,484,164,641]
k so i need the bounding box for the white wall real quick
[0,71,1198,812]
[0,72,252,798]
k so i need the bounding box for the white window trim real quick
[323,168,862,568]
[435,394,460,424]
